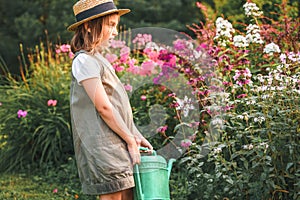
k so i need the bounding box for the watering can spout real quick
[167,158,176,179]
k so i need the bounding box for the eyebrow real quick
[109,21,117,25]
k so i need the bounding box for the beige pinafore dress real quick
[70,51,135,195]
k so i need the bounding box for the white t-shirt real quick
[72,53,103,85]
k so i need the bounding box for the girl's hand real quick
[127,141,140,165]
[135,135,153,152]
[140,137,153,151]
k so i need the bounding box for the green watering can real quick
[133,147,176,200]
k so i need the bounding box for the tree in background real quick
[118,0,205,33]
[0,0,76,75]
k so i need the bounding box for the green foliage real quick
[0,43,73,172]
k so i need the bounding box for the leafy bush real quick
[0,43,74,172]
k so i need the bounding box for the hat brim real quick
[67,9,130,31]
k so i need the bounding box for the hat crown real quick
[73,0,114,16]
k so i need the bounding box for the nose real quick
[111,26,118,36]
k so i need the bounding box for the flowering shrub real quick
[103,32,220,154]
[0,43,73,171]
[177,2,300,200]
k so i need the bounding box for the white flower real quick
[254,116,265,124]
[213,147,222,154]
[175,96,195,117]
[246,100,256,105]
[237,115,244,119]
[259,142,269,149]
[245,24,264,44]
[214,17,235,46]
[280,53,287,64]
[256,74,264,83]
[243,144,254,150]
[211,118,224,127]
[287,52,300,63]
[263,42,281,55]
[243,2,263,17]
[261,94,269,99]
[233,35,249,48]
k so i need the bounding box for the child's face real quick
[101,14,119,47]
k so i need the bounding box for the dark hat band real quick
[75,1,117,22]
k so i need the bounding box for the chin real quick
[101,40,110,47]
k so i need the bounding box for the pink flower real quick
[127,65,140,74]
[60,44,71,53]
[53,188,58,193]
[17,110,27,118]
[157,125,168,133]
[141,95,147,101]
[120,46,130,56]
[168,93,176,97]
[198,43,208,49]
[144,48,160,61]
[124,84,133,92]
[69,51,74,59]
[223,81,232,86]
[132,34,152,47]
[139,60,156,76]
[189,122,200,128]
[113,64,125,72]
[0,102,2,106]
[120,54,129,63]
[237,93,247,98]
[105,53,118,63]
[109,39,126,48]
[173,39,187,51]
[47,99,57,107]
[55,49,61,54]
[181,139,192,148]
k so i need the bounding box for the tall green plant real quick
[0,43,73,172]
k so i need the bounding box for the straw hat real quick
[67,0,130,31]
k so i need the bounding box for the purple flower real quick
[17,110,27,118]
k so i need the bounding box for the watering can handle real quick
[139,147,156,155]
[134,164,144,200]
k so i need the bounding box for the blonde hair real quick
[70,13,117,54]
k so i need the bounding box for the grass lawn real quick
[0,173,96,200]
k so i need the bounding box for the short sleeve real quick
[72,53,103,85]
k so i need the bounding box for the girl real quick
[68,1,153,199]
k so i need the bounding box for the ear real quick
[83,23,91,32]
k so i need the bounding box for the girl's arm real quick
[81,77,140,164]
